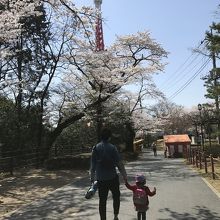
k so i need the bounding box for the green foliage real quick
[52,99,134,156]
[206,23,220,54]
[0,95,48,159]
[203,24,220,103]
[204,143,220,157]
[52,120,97,156]
[45,155,91,170]
[0,96,17,152]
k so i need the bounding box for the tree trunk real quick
[43,112,85,160]
[125,122,135,152]
[216,101,220,144]
[36,109,44,167]
[96,101,103,142]
[15,40,23,162]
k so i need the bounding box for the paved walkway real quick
[1,150,220,220]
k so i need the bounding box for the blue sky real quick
[76,0,219,108]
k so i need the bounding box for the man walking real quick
[152,142,157,156]
[90,128,127,220]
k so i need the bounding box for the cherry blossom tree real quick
[150,100,192,135]
[0,0,168,160]
[51,31,168,141]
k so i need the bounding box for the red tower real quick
[94,0,104,51]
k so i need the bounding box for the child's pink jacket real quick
[125,182,156,211]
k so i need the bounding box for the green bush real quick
[45,154,91,170]
[123,151,139,161]
[204,144,220,157]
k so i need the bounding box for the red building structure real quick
[94,0,104,51]
[163,134,191,158]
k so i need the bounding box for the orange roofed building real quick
[163,134,191,158]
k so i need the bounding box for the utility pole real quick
[210,28,220,144]
[198,104,204,151]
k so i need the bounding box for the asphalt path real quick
[1,149,220,220]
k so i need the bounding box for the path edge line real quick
[201,177,220,199]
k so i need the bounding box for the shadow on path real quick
[158,206,220,220]
[1,149,220,220]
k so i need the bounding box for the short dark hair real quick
[101,128,112,141]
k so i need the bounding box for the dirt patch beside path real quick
[0,168,88,216]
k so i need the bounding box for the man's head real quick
[101,128,112,141]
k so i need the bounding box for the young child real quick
[125,174,156,220]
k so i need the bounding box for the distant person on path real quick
[152,142,157,156]
[125,174,156,220]
[164,147,167,158]
[90,128,127,220]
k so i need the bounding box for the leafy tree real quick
[0,0,52,162]
[202,23,220,143]
[0,96,16,156]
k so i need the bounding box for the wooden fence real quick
[186,148,220,180]
[0,146,91,175]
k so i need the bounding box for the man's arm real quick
[117,160,127,182]
[113,146,127,182]
[90,146,97,183]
